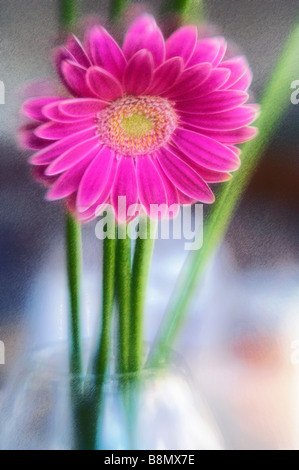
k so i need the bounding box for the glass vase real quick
[0,343,223,450]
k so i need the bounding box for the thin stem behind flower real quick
[161,0,192,15]
[161,0,204,22]
[109,0,129,22]
[59,0,79,29]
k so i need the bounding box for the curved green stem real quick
[66,214,82,376]
[116,226,131,374]
[149,20,299,367]
[129,218,156,373]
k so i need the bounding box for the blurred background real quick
[0,0,299,450]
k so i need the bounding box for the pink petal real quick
[157,147,215,203]
[165,26,197,63]
[188,37,227,67]
[230,68,253,91]
[180,105,259,131]
[136,156,167,216]
[164,63,212,99]
[199,126,258,144]
[43,100,105,123]
[177,190,197,205]
[213,39,228,67]
[85,26,126,80]
[124,50,154,95]
[94,201,111,218]
[18,124,54,150]
[46,151,96,200]
[30,127,98,165]
[22,97,63,122]
[34,118,95,140]
[148,57,183,95]
[123,14,165,67]
[153,160,180,216]
[65,193,77,215]
[176,90,249,114]
[197,167,231,183]
[53,47,73,85]
[86,66,123,101]
[173,68,230,102]
[77,200,109,223]
[188,38,219,67]
[185,159,232,183]
[172,128,240,172]
[112,157,138,222]
[66,35,91,68]
[219,57,249,89]
[45,138,99,175]
[32,166,58,187]
[173,142,233,183]
[227,145,241,157]
[60,98,108,117]
[77,146,115,212]
[61,60,96,98]
[43,102,81,123]
[76,196,110,222]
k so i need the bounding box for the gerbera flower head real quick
[20,14,259,223]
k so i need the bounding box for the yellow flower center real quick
[97,96,178,157]
[122,113,154,139]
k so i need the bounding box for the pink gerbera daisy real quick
[20,14,259,222]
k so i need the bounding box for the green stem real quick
[161,0,203,21]
[116,226,131,374]
[129,218,156,373]
[162,0,192,15]
[93,234,117,384]
[59,0,79,29]
[184,0,204,22]
[109,0,129,22]
[77,233,117,451]
[66,214,82,376]
[149,20,299,367]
